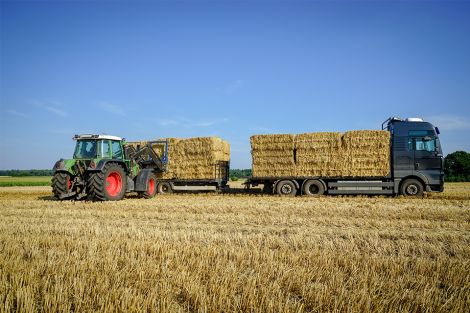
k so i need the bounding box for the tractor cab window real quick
[111,141,123,159]
[414,137,437,152]
[74,140,97,159]
[101,140,111,158]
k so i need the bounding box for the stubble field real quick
[0,183,469,312]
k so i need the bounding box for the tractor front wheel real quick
[52,172,73,200]
[87,163,127,201]
[138,173,158,199]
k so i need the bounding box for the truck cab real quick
[384,117,444,194]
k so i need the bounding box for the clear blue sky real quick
[1,0,469,169]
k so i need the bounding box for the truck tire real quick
[276,180,297,196]
[303,180,325,196]
[87,163,127,201]
[401,179,424,197]
[138,173,157,199]
[157,182,173,194]
[52,172,72,199]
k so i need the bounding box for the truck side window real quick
[415,138,436,152]
[112,141,123,159]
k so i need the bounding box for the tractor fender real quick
[53,159,66,171]
[134,169,154,192]
[91,159,128,172]
[52,159,73,175]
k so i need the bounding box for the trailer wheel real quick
[276,180,297,196]
[157,182,173,194]
[401,179,424,197]
[138,173,157,199]
[303,180,325,196]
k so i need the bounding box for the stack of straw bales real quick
[295,132,344,177]
[250,134,295,177]
[342,130,390,177]
[251,130,390,178]
[128,137,230,180]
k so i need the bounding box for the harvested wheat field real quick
[0,184,469,312]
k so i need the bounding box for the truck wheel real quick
[139,173,157,199]
[303,180,325,196]
[52,172,73,199]
[87,163,127,201]
[401,179,424,197]
[157,182,173,194]
[276,180,297,196]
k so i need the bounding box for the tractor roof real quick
[73,134,123,141]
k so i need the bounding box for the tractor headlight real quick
[89,160,96,169]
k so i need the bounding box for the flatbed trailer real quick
[155,161,230,193]
[245,117,445,197]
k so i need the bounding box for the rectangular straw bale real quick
[296,132,342,151]
[250,134,295,144]
[252,164,296,177]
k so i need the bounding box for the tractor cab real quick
[73,134,124,160]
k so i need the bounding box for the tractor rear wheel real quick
[52,172,73,199]
[87,163,127,201]
[138,173,157,199]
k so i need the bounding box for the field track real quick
[1,183,469,312]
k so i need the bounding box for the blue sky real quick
[1,0,470,169]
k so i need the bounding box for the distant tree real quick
[229,169,252,179]
[0,169,54,177]
[444,151,470,182]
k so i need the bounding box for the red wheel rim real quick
[148,178,155,195]
[67,178,72,190]
[106,172,122,197]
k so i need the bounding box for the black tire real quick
[401,179,424,197]
[87,163,127,201]
[157,182,173,194]
[302,180,325,196]
[138,173,158,199]
[276,180,297,196]
[52,172,73,200]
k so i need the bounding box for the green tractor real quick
[52,134,168,201]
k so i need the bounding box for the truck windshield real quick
[74,140,97,159]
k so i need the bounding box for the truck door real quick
[412,136,442,171]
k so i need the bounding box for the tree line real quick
[1,151,469,181]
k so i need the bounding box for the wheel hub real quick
[281,184,292,194]
[406,184,418,195]
[106,172,122,197]
[309,185,319,194]
[148,179,155,194]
